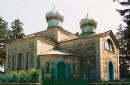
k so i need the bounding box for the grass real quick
[90,81,130,85]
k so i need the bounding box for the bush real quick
[29,68,39,83]
[0,68,40,83]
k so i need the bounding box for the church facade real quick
[5,7,120,82]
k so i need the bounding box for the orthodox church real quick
[5,6,119,82]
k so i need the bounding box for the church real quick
[5,6,120,82]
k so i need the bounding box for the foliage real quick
[115,24,130,78]
[0,17,11,59]
[11,19,25,40]
[114,0,130,55]
[0,17,25,60]
[0,68,39,83]
[114,0,130,78]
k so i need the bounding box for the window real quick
[46,62,50,73]
[37,57,40,68]
[25,52,29,69]
[17,53,22,70]
[12,54,15,70]
[105,39,114,52]
[72,63,76,74]
[53,19,58,25]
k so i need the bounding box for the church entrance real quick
[57,62,66,80]
[108,61,114,81]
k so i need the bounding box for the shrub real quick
[0,68,40,83]
[29,68,39,83]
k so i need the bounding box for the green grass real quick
[91,82,130,85]
[43,79,88,85]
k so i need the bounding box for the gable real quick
[99,30,119,49]
[57,28,77,42]
[36,36,57,55]
[36,27,77,42]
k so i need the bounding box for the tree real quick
[115,24,130,78]
[11,19,25,40]
[114,0,130,78]
[0,17,11,59]
[114,0,130,56]
[0,18,25,60]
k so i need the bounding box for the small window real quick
[46,62,50,73]
[25,52,29,69]
[37,57,40,68]
[72,63,76,74]
[105,39,114,52]
[17,53,22,70]
[12,54,15,70]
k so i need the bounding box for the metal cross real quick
[52,0,56,7]
[86,13,89,17]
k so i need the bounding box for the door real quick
[57,62,66,80]
[108,61,114,81]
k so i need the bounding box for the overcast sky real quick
[0,0,123,35]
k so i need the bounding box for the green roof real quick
[80,31,95,36]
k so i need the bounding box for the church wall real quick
[57,30,71,42]
[38,55,80,79]
[42,29,58,41]
[57,30,77,42]
[35,37,57,68]
[6,37,36,72]
[59,37,99,81]
[95,38,101,81]
[36,37,57,55]
[39,27,77,42]
[100,35,119,81]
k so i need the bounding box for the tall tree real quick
[0,17,10,59]
[114,0,130,78]
[115,0,130,56]
[115,24,130,78]
[11,19,25,40]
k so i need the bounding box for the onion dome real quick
[80,16,97,28]
[46,6,64,22]
[79,14,97,36]
[45,6,64,28]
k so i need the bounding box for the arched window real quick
[46,62,50,73]
[25,52,29,69]
[17,53,22,70]
[37,57,40,68]
[105,39,114,52]
[72,63,76,74]
[12,54,15,70]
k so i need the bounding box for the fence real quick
[41,67,89,85]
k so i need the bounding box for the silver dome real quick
[79,16,97,28]
[46,6,64,22]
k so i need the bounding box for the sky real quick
[0,0,124,35]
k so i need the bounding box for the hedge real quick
[0,68,40,83]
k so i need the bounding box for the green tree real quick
[114,0,130,56]
[11,19,25,40]
[115,24,130,78]
[114,0,130,78]
[0,17,11,59]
